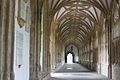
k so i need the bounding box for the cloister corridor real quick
[0,0,120,80]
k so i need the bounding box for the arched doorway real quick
[67,53,73,63]
[65,51,75,63]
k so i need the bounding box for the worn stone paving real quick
[44,63,110,80]
[55,63,90,73]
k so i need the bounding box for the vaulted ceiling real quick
[48,0,118,47]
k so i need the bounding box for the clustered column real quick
[0,0,15,80]
[29,0,42,80]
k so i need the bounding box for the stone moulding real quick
[24,0,28,3]
[17,17,26,28]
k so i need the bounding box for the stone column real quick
[29,24,36,80]
[106,15,113,79]
[0,0,15,80]
[42,0,50,72]
[0,1,2,80]
[29,0,36,80]
[29,0,42,79]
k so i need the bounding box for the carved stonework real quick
[114,1,120,23]
[113,9,119,23]
[115,0,120,17]
[17,17,26,28]
[24,0,28,3]
[25,6,31,32]
[17,0,26,28]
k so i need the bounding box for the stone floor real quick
[44,63,111,80]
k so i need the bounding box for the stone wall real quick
[111,20,120,80]
[80,18,109,77]
[112,64,120,80]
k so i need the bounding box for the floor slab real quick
[47,63,110,80]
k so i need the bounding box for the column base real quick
[2,71,14,80]
[29,78,40,80]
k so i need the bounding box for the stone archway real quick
[65,51,75,63]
